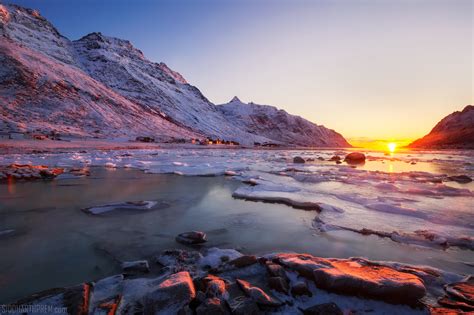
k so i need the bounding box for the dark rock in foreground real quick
[11,247,467,314]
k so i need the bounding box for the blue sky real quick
[7,0,473,141]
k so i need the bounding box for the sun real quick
[388,142,397,153]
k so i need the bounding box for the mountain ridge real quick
[408,105,474,149]
[0,3,351,147]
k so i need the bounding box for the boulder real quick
[228,255,257,268]
[344,152,366,164]
[293,156,305,164]
[265,262,287,279]
[290,281,312,297]
[438,276,474,311]
[176,231,207,245]
[302,302,343,315]
[313,259,426,304]
[121,260,149,274]
[268,276,289,294]
[274,253,426,305]
[201,274,228,299]
[196,297,229,315]
[144,271,196,313]
[236,279,282,307]
[329,155,341,161]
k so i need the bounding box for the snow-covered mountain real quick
[409,105,474,149]
[218,97,351,147]
[0,4,351,147]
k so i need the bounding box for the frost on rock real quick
[12,248,455,314]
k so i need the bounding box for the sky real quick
[7,0,473,145]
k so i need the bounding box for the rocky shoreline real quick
[10,243,473,314]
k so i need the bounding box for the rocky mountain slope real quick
[0,4,350,147]
[409,105,474,149]
[218,97,351,147]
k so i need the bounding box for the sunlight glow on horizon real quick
[388,143,397,153]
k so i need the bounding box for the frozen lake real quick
[0,148,473,303]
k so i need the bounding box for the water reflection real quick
[0,167,472,303]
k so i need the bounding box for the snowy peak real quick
[0,4,75,64]
[230,96,242,103]
[218,99,351,147]
[409,105,474,149]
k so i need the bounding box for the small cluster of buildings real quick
[195,138,240,146]
[135,136,240,146]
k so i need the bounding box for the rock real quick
[312,260,426,304]
[265,262,287,279]
[201,274,228,299]
[228,296,260,315]
[302,302,343,315]
[290,281,312,297]
[293,156,305,164]
[344,152,366,164]
[274,253,426,305]
[63,283,92,315]
[236,279,282,307]
[228,255,257,268]
[336,160,342,164]
[329,155,341,161]
[447,175,473,184]
[438,276,474,311]
[176,231,207,245]
[199,248,243,269]
[144,271,196,313]
[196,297,229,315]
[155,249,203,273]
[317,157,325,161]
[121,260,149,274]
[268,276,289,294]
[438,296,474,312]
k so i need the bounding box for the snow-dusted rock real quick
[199,248,243,269]
[228,255,258,268]
[121,260,150,274]
[274,253,426,304]
[144,271,196,314]
[236,279,283,307]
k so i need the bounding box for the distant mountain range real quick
[409,105,474,149]
[0,4,350,147]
